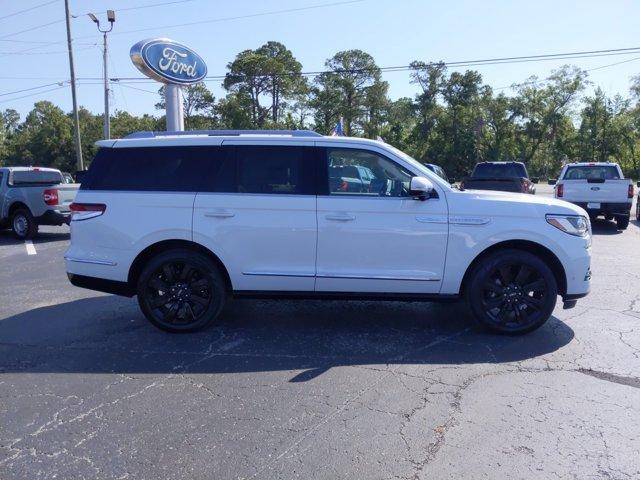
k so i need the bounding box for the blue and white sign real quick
[130,38,207,85]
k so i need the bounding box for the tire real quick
[11,208,38,240]
[136,248,227,332]
[466,249,558,335]
[616,215,629,230]
[636,202,640,221]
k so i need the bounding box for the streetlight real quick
[88,10,115,139]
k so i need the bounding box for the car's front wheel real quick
[136,249,227,332]
[466,249,558,335]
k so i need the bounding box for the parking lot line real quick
[24,240,36,255]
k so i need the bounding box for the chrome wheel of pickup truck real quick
[11,209,38,240]
[467,249,557,334]
[137,249,226,332]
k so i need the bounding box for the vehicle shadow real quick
[0,295,574,381]
[590,218,622,235]
[0,229,69,246]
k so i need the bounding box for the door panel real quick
[316,147,448,294]
[194,194,317,291]
[193,144,318,292]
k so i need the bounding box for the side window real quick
[327,148,413,197]
[81,146,208,191]
[235,146,315,195]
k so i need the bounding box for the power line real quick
[0,0,58,22]
[72,0,197,18]
[0,19,65,40]
[0,85,68,104]
[73,45,640,85]
[0,82,67,98]
[76,0,365,39]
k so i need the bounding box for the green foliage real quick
[2,42,640,179]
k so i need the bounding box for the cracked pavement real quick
[1,191,639,479]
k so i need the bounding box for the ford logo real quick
[130,38,207,85]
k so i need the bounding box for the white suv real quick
[65,130,591,334]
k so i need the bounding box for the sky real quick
[1,0,640,119]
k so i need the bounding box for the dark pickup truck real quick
[460,161,535,194]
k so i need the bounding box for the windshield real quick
[564,165,620,180]
[472,163,527,178]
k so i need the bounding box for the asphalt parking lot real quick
[1,185,639,479]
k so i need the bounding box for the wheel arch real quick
[8,201,31,217]
[459,240,567,297]
[127,239,232,293]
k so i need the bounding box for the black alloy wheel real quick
[467,249,558,334]
[137,249,226,332]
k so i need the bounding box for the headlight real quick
[546,214,590,237]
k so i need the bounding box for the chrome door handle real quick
[325,214,355,221]
[204,211,235,218]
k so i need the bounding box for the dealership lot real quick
[1,186,639,479]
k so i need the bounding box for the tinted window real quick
[81,146,224,191]
[235,146,315,195]
[327,148,412,197]
[10,170,62,186]
[472,163,527,179]
[564,165,620,180]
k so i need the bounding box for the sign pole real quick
[64,0,83,170]
[165,84,184,131]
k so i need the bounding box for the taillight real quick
[43,189,59,206]
[628,184,634,199]
[521,180,529,193]
[556,184,564,198]
[340,180,348,192]
[459,181,465,190]
[70,202,106,221]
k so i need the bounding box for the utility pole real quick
[64,0,83,171]
[89,11,115,139]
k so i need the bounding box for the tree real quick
[6,101,74,171]
[224,42,306,127]
[311,50,388,136]
[155,82,216,129]
[511,66,587,175]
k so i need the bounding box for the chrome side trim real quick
[64,256,117,266]
[449,216,491,225]
[415,215,448,224]
[242,271,315,278]
[317,274,440,282]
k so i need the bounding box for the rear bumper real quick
[67,273,134,297]
[36,209,71,226]
[569,202,631,217]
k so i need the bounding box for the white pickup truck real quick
[554,162,634,230]
[0,167,79,239]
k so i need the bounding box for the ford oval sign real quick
[130,38,207,85]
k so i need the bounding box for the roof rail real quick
[124,129,323,139]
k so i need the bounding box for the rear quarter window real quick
[81,146,225,192]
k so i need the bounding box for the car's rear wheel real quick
[136,249,227,332]
[467,249,558,335]
[11,208,38,240]
[616,215,629,230]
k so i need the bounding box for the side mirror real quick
[548,179,557,185]
[410,176,434,200]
